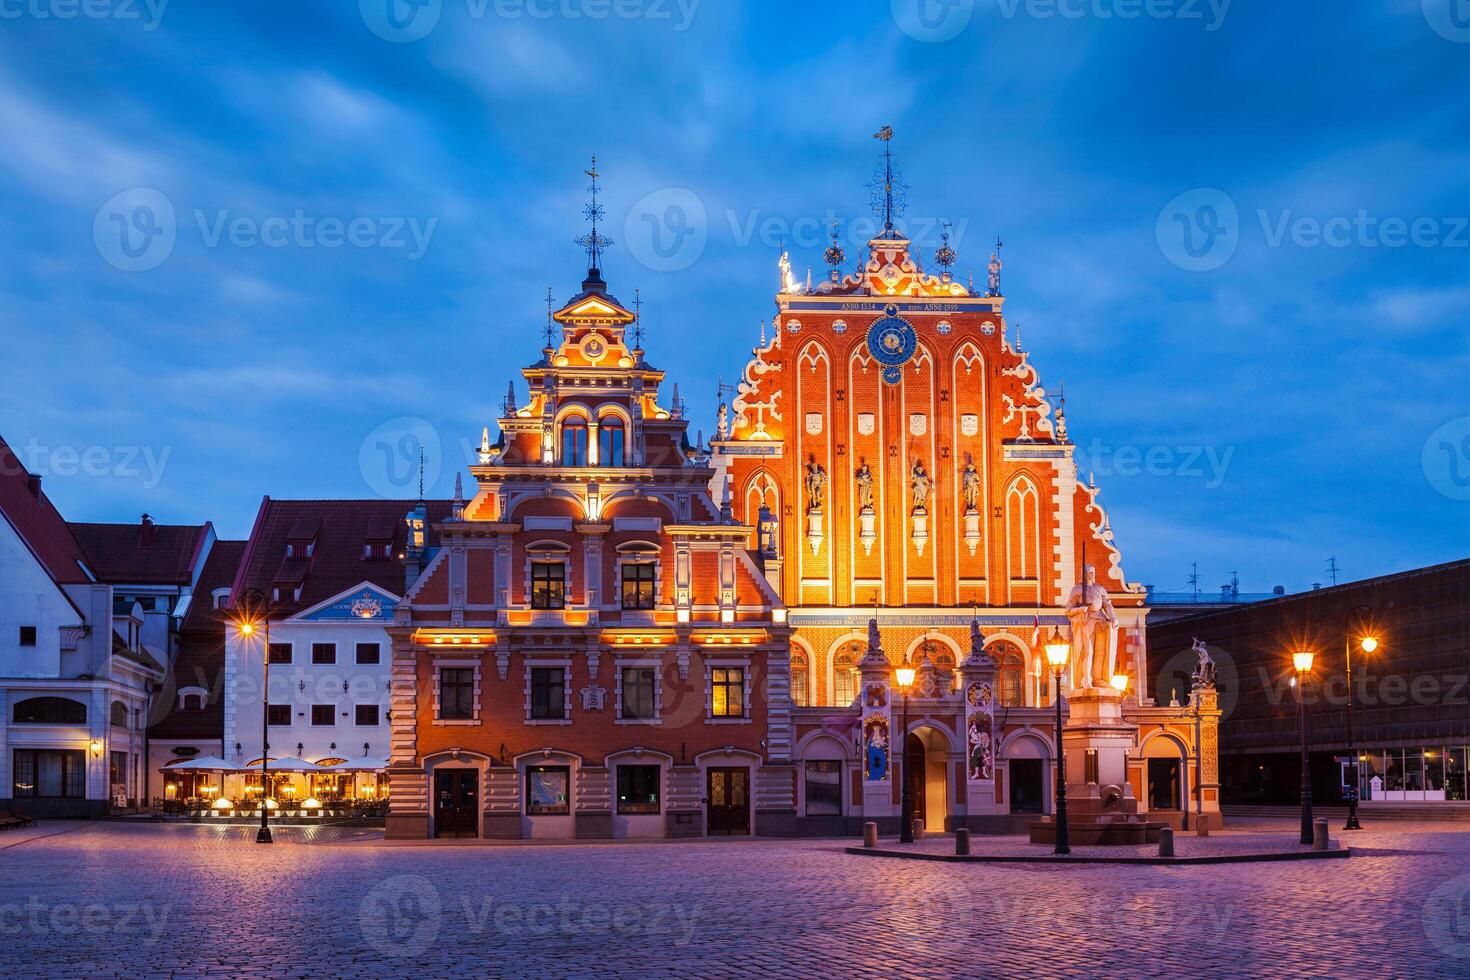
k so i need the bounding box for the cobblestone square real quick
[1,819,1466,978]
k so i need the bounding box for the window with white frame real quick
[709,665,747,719]
[619,665,658,721]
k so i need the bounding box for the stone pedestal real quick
[858,507,876,556]
[962,509,981,556]
[910,508,928,556]
[806,509,824,556]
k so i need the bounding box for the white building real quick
[0,438,166,816]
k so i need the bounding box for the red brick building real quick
[386,239,790,839]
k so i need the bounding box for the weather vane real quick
[543,285,555,348]
[935,221,957,274]
[632,287,644,349]
[869,126,907,233]
[575,155,613,276]
[824,222,846,281]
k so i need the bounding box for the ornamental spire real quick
[870,126,906,234]
[575,155,613,286]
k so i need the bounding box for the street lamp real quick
[1343,603,1378,831]
[237,588,274,845]
[1045,628,1071,855]
[895,657,916,844]
[1293,649,1315,846]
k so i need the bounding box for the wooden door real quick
[706,768,750,836]
[434,769,478,838]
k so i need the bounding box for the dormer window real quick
[561,417,589,466]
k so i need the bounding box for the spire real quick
[720,475,733,523]
[504,381,517,415]
[1054,380,1069,443]
[671,383,682,420]
[543,285,555,349]
[870,125,906,234]
[452,473,465,521]
[632,288,644,350]
[417,448,425,501]
[575,155,613,289]
[987,237,1004,296]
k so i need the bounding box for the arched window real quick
[992,643,1025,707]
[791,651,809,707]
[561,417,589,466]
[599,417,626,467]
[13,697,87,725]
[831,642,861,706]
[110,701,129,727]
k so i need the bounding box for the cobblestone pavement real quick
[0,818,1466,978]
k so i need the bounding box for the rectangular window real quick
[621,666,657,720]
[530,667,566,720]
[439,668,475,721]
[711,667,746,718]
[266,704,291,726]
[267,643,292,665]
[620,563,657,610]
[310,704,335,726]
[18,626,37,647]
[311,643,336,665]
[531,563,566,610]
[617,765,661,814]
[526,765,570,815]
[355,704,380,726]
[13,749,86,798]
[805,761,842,815]
[355,642,381,665]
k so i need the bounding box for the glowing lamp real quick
[1360,637,1378,653]
[89,739,102,757]
[1044,629,1070,670]
[895,665,916,690]
[1292,650,1315,673]
[238,622,255,637]
[1110,674,1129,694]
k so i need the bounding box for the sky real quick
[0,0,1466,596]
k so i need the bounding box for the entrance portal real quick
[706,767,750,836]
[1148,758,1183,811]
[434,769,478,838]
[1009,759,1044,814]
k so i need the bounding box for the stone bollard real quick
[1158,826,1175,858]
[1196,815,1210,837]
[863,821,878,848]
[955,828,971,856]
[1313,818,1329,851]
[912,818,925,839]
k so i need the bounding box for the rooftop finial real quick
[632,288,644,349]
[544,285,555,349]
[987,237,1004,296]
[824,222,846,283]
[417,448,425,501]
[576,155,613,282]
[935,222,957,279]
[870,126,905,233]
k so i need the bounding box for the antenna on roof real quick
[1327,556,1339,587]
[1188,562,1200,601]
[417,449,425,502]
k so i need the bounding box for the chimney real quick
[1273,585,1286,596]
[27,473,41,498]
[139,514,155,548]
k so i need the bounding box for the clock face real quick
[867,312,917,379]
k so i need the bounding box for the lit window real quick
[711,667,745,718]
[995,643,1025,707]
[526,766,570,815]
[621,563,656,610]
[791,653,809,707]
[531,563,566,610]
[832,643,860,706]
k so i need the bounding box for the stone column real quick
[958,621,1000,826]
[856,619,896,829]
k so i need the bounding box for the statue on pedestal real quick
[1191,637,1217,689]
[910,460,933,512]
[855,462,874,511]
[961,462,981,513]
[1065,564,1118,690]
[804,459,827,512]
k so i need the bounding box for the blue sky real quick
[0,0,1465,594]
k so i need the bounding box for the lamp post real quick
[238,588,273,845]
[1343,604,1377,831]
[895,657,916,843]
[1045,629,1071,855]
[1293,649,1315,846]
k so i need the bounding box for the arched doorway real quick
[1143,735,1189,813]
[1005,733,1050,815]
[903,726,951,832]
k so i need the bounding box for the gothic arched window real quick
[993,642,1025,707]
[599,417,626,467]
[791,651,809,707]
[831,642,861,706]
[561,417,589,466]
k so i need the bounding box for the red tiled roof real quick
[0,435,94,585]
[69,519,212,586]
[230,498,451,617]
[153,540,247,740]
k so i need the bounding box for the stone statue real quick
[961,461,981,512]
[855,462,874,511]
[1065,564,1119,690]
[910,460,933,512]
[867,617,881,654]
[804,459,827,512]
[1191,637,1217,689]
[716,401,729,440]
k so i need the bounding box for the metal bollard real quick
[912,818,925,839]
[863,821,878,848]
[955,828,971,855]
[1313,818,1329,851]
[1158,826,1175,858]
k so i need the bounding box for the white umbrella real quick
[243,756,325,773]
[163,755,239,771]
[328,757,389,772]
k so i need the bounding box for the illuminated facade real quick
[712,134,1221,833]
[385,191,791,839]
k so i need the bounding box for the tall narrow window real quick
[832,643,860,706]
[561,417,589,466]
[531,563,566,610]
[599,418,626,466]
[621,666,657,720]
[530,667,566,720]
[791,652,809,707]
[995,643,1025,708]
[711,667,746,718]
[621,563,656,610]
